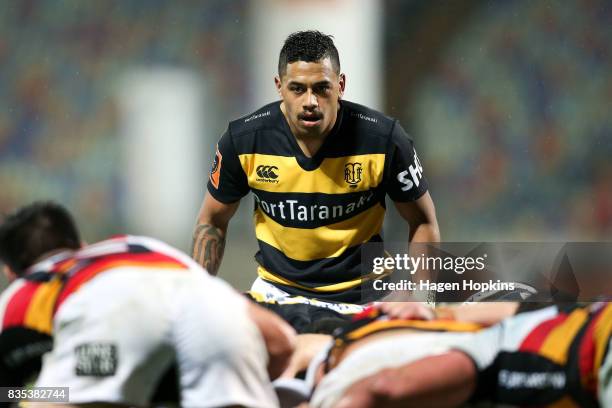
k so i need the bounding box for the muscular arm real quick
[393,193,440,301]
[394,192,440,243]
[246,301,297,380]
[191,193,240,275]
[335,350,476,408]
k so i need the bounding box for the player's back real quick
[6,234,277,407]
[0,235,194,387]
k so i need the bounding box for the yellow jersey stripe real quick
[540,308,589,365]
[347,319,482,341]
[254,203,385,261]
[547,396,580,408]
[257,265,387,292]
[239,153,385,193]
[24,278,64,335]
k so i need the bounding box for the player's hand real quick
[373,301,435,320]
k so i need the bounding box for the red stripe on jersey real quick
[519,313,568,353]
[54,251,188,313]
[2,282,40,329]
[352,306,378,321]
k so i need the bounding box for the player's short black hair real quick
[0,201,81,276]
[278,30,340,77]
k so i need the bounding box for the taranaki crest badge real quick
[344,162,362,188]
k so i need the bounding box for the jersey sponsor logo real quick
[209,145,222,189]
[75,343,118,377]
[253,190,375,223]
[397,148,423,191]
[344,162,362,188]
[256,165,279,183]
[498,369,566,390]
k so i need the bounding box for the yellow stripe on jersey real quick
[593,304,612,380]
[254,203,385,261]
[540,307,589,365]
[347,319,482,342]
[257,265,388,292]
[24,277,63,334]
[547,396,580,408]
[239,153,386,193]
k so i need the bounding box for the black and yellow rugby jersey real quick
[207,100,428,303]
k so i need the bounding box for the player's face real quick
[276,57,345,139]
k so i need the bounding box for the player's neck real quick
[295,137,324,158]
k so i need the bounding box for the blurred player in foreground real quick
[192,30,439,328]
[300,301,611,408]
[0,201,295,407]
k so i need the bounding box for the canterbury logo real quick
[256,165,279,183]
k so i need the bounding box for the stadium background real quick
[1,0,610,291]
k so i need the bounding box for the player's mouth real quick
[298,113,323,127]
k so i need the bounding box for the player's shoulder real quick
[0,278,30,328]
[228,101,283,138]
[341,100,397,139]
[81,235,197,269]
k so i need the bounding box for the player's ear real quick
[338,73,346,99]
[3,265,18,283]
[274,76,282,97]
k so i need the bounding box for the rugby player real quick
[0,201,295,407]
[192,30,440,322]
[307,301,611,407]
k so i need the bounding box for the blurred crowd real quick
[0,0,248,239]
[414,0,612,240]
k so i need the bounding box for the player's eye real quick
[314,85,331,95]
[289,85,305,94]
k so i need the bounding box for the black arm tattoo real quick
[191,223,226,275]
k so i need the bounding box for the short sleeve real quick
[0,327,53,386]
[384,122,429,201]
[206,129,250,203]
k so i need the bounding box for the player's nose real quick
[303,89,318,108]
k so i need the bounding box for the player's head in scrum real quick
[275,30,346,140]
[0,201,81,282]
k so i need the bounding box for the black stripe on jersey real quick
[251,188,385,229]
[232,124,390,158]
[0,327,52,387]
[565,313,600,407]
[264,278,366,304]
[23,271,57,283]
[127,244,153,254]
[233,128,296,157]
[255,238,371,286]
[483,352,571,406]
[230,101,393,158]
[255,235,383,303]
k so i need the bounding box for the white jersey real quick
[11,235,277,407]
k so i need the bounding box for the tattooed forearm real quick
[191,223,226,275]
